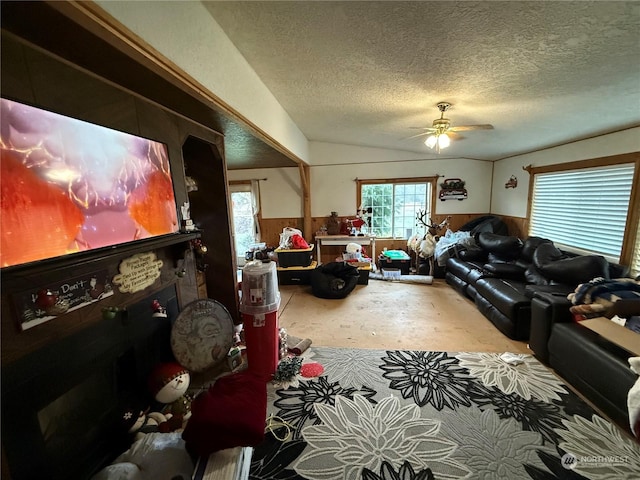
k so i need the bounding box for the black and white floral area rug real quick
[249,347,640,480]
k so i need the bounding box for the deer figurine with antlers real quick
[407,211,451,275]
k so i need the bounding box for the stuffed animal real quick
[123,407,170,442]
[147,362,192,433]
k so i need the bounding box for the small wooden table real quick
[580,317,640,356]
[315,235,376,265]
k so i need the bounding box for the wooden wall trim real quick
[258,213,528,247]
[299,164,312,241]
[527,152,639,175]
[525,152,640,265]
[620,157,640,266]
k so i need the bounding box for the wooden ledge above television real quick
[1,231,201,280]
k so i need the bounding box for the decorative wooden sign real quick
[113,252,164,294]
[15,270,114,331]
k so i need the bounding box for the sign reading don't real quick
[113,252,163,294]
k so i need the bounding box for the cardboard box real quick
[580,317,640,356]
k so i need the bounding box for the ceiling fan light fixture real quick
[425,135,437,148]
[425,133,450,151]
[413,101,492,152]
[438,133,450,149]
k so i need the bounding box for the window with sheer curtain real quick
[529,163,635,264]
[229,182,261,266]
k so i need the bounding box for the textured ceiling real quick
[204,1,640,161]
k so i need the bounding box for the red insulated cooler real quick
[240,260,281,379]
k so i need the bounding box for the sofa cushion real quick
[483,263,526,280]
[520,236,552,262]
[610,262,631,279]
[446,258,485,280]
[467,268,491,285]
[533,243,610,285]
[525,284,574,299]
[515,236,552,269]
[457,246,488,262]
[474,292,531,340]
[477,233,523,260]
[532,242,567,264]
[475,277,530,320]
[459,215,508,237]
[524,264,550,285]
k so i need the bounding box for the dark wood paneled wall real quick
[258,213,527,264]
[500,215,528,239]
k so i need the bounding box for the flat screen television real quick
[1,98,180,269]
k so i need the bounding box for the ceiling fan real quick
[407,102,494,152]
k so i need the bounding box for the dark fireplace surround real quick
[2,270,181,479]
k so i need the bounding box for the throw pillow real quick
[533,243,610,285]
[476,233,523,259]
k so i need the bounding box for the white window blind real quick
[529,164,634,263]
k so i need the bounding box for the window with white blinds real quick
[529,163,635,263]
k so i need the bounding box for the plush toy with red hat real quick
[147,362,192,432]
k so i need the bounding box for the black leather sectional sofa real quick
[534,294,639,429]
[445,232,639,431]
[446,233,616,339]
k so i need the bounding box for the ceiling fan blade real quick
[408,126,437,131]
[449,124,494,132]
[403,131,433,140]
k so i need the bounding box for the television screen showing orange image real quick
[1,98,179,269]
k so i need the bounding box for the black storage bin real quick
[277,262,317,285]
[377,257,411,275]
[357,266,370,285]
[276,245,314,268]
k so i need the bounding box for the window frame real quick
[526,152,640,268]
[356,176,439,239]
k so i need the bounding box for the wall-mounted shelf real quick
[1,232,202,292]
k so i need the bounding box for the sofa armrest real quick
[533,291,573,321]
[529,291,573,363]
[525,284,574,299]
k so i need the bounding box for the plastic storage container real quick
[277,261,318,285]
[275,245,314,268]
[240,260,281,379]
[378,250,411,274]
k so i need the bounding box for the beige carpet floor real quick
[277,278,530,354]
